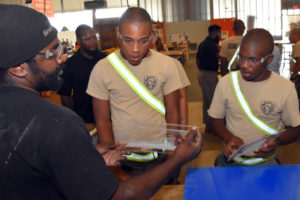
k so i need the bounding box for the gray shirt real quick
[267,45,281,74]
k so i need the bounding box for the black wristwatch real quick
[275,137,281,146]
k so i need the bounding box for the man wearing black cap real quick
[0,4,202,200]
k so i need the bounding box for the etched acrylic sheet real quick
[227,131,284,161]
[118,120,199,152]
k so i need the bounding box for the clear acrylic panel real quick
[118,120,199,153]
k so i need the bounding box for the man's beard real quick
[29,62,65,92]
[214,36,220,44]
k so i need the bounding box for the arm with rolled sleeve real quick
[86,63,115,147]
[258,85,300,153]
[163,60,183,125]
[172,58,190,125]
[275,86,300,145]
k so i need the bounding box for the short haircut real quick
[233,19,245,32]
[75,24,92,39]
[118,7,152,31]
[290,28,300,37]
[208,25,221,34]
[242,28,274,54]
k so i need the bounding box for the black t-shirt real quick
[58,50,106,123]
[0,86,118,200]
[196,36,219,71]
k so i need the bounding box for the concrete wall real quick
[165,20,210,48]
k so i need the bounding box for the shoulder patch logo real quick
[260,101,275,115]
[144,76,158,90]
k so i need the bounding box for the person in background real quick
[219,19,245,76]
[267,45,281,74]
[209,28,300,166]
[289,28,300,109]
[0,4,203,200]
[58,24,107,124]
[289,28,300,82]
[196,24,221,133]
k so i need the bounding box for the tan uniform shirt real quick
[172,58,190,88]
[208,71,300,143]
[87,49,183,142]
[220,35,243,70]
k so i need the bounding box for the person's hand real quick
[101,149,126,167]
[254,139,277,154]
[95,144,129,167]
[167,132,185,145]
[224,135,244,157]
[172,127,202,165]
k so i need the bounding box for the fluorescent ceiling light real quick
[95,7,128,19]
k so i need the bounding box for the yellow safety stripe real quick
[107,52,165,116]
[230,71,281,165]
[233,152,276,165]
[124,152,159,162]
[230,71,279,135]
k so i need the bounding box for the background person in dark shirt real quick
[58,24,107,124]
[196,24,221,133]
[0,5,202,200]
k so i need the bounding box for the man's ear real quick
[8,63,28,78]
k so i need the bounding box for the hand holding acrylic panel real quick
[227,131,284,162]
[119,120,199,153]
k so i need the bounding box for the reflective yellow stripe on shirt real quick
[107,52,166,116]
[230,71,279,135]
[229,71,280,165]
[233,152,276,165]
[124,152,159,162]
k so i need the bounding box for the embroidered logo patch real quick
[260,101,274,115]
[228,43,238,49]
[144,76,157,90]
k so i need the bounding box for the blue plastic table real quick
[184,165,300,200]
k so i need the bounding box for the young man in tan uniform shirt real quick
[209,29,300,166]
